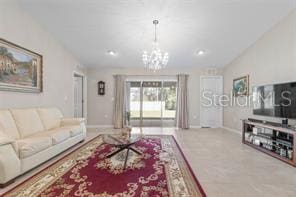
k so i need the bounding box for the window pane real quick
[130,86,141,118]
[142,82,162,118]
[142,81,161,87]
[130,81,141,87]
[162,81,177,119]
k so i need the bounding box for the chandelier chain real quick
[154,22,157,42]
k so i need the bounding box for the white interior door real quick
[200,76,223,128]
[74,75,83,118]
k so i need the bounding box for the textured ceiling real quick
[17,0,296,68]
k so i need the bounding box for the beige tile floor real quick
[1,127,296,197]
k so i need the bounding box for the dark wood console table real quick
[242,119,296,167]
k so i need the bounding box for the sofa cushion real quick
[17,136,52,159]
[37,108,63,130]
[10,108,45,138]
[34,127,71,145]
[63,126,82,137]
[0,110,21,139]
[0,132,14,146]
[46,128,71,145]
[61,118,85,126]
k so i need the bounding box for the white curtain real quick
[176,74,189,129]
[113,75,126,129]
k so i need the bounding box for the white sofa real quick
[0,107,86,187]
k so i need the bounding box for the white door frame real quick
[73,71,86,118]
[199,75,223,128]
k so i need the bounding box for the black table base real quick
[107,141,142,169]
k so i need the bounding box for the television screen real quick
[253,82,296,119]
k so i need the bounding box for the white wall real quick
[87,67,223,127]
[0,0,86,117]
[223,10,296,131]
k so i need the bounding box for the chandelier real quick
[142,20,169,71]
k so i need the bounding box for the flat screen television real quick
[253,82,296,119]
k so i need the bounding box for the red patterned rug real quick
[4,135,206,197]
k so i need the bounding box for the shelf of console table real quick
[242,119,296,167]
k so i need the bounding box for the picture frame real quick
[233,75,249,97]
[0,38,43,93]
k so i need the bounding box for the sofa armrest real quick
[0,142,21,184]
[0,133,18,155]
[61,118,85,126]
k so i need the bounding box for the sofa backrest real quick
[10,108,45,138]
[37,107,63,130]
[0,110,21,139]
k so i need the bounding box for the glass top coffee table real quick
[103,134,143,169]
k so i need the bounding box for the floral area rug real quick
[3,135,206,197]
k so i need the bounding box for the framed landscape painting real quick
[233,75,249,97]
[0,38,42,93]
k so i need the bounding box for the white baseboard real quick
[88,125,203,129]
[87,125,113,129]
[190,125,202,129]
[222,126,241,135]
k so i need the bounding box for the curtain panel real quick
[113,75,126,129]
[176,74,189,129]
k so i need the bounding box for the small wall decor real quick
[233,75,249,97]
[98,81,105,95]
[0,38,42,93]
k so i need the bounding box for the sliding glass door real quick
[126,80,177,127]
[162,81,177,126]
[142,81,162,126]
